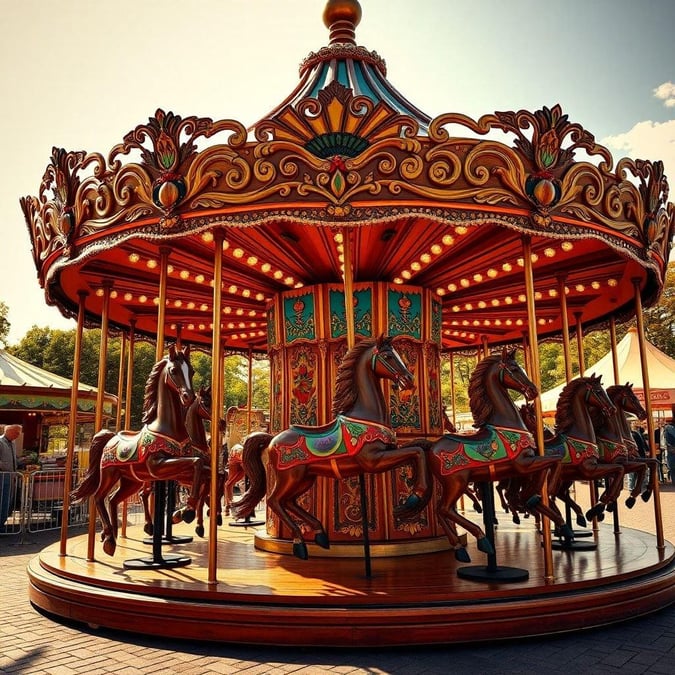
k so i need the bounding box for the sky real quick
[1,0,674,345]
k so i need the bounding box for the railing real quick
[0,470,203,539]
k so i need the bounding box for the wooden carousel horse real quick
[71,345,205,556]
[541,375,626,522]
[233,334,431,560]
[589,383,658,509]
[223,442,245,516]
[414,348,569,563]
[136,385,225,538]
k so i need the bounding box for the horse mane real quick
[141,356,166,424]
[468,352,502,427]
[332,336,379,416]
[554,377,589,433]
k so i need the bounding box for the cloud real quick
[601,119,675,183]
[654,81,675,108]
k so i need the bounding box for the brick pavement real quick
[1,485,675,674]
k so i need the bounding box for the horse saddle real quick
[103,427,191,466]
[545,435,598,463]
[278,415,396,468]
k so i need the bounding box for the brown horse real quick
[234,334,431,560]
[543,375,625,522]
[71,345,205,556]
[590,383,658,509]
[223,442,245,516]
[137,385,224,538]
[416,348,568,563]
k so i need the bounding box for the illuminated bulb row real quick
[435,241,576,296]
[393,227,467,285]
[200,233,302,289]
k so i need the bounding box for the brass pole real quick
[557,276,573,383]
[609,317,620,385]
[522,235,554,581]
[247,348,254,435]
[633,278,665,550]
[341,227,356,350]
[156,247,170,360]
[60,290,87,557]
[574,312,585,374]
[449,353,456,430]
[115,332,127,431]
[121,321,136,538]
[208,231,225,583]
[88,281,111,561]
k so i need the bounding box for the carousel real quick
[23,0,675,646]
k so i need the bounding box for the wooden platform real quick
[27,513,675,647]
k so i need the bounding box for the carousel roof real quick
[21,0,675,354]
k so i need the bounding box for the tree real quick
[644,261,675,358]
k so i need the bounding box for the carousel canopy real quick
[536,328,675,413]
[0,349,116,419]
[20,0,675,353]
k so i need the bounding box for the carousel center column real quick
[256,280,450,557]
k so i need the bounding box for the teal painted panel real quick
[388,289,422,339]
[284,293,316,343]
[329,288,373,338]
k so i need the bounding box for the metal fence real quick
[0,469,89,536]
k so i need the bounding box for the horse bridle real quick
[371,345,407,388]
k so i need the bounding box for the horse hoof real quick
[217,515,223,526]
[292,542,309,560]
[182,508,196,524]
[576,515,587,528]
[560,523,575,541]
[597,511,605,522]
[476,536,494,555]
[474,504,483,513]
[585,504,604,520]
[525,494,541,510]
[512,515,520,525]
[454,547,471,563]
[314,532,330,550]
[625,496,636,509]
[641,489,652,503]
[606,501,616,513]
[143,523,154,536]
[195,525,205,538]
[102,538,116,556]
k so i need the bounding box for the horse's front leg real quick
[146,454,204,524]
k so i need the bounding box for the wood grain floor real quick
[28,507,675,646]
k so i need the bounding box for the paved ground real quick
[2,484,675,674]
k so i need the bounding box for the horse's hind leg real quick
[109,477,142,540]
[94,469,121,556]
[266,473,313,560]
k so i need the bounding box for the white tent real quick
[538,328,675,413]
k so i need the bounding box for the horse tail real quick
[70,430,114,503]
[232,432,272,519]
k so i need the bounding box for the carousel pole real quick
[208,230,225,584]
[555,278,593,542]
[230,348,264,529]
[632,278,665,551]
[574,311,599,527]
[121,320,136,539]
[60,290,88,557]
[87,281,111,561]
[609,317,620,385]
[341,226,371,577]
[557,276,573,383]
[608,316,622,535]
[522,236,554,582]
[449,353,457,430]
[115,332,127,431]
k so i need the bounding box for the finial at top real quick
[323,0,362,45]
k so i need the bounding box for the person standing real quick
[664,418,675,484]
[0,424,22,531]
